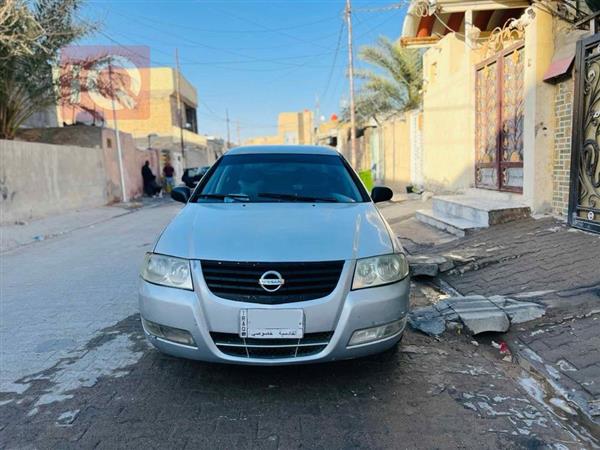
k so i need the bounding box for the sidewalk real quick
[394,210,600,428]
[0,197,171,253]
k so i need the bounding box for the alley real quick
[0,202,593,449]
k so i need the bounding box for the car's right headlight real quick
[141,253,193,290]
[352,253,409,290]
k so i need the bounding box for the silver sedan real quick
[138,145,410,365]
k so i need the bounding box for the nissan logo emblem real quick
[259,270,285,292]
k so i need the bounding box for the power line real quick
[101,28,343,72]
[91,3,341,35]
[101,25,343,69]
[354,2,408,13]
[205,3,338,51]
[321,19,345,104]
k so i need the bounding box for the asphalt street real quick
[0,202,594,449]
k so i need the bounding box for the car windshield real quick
[192,153,367,203]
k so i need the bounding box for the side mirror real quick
[171,186,191,204]
[371,186,393,203]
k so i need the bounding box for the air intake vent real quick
[210,332,333,359]
[201,260,344,304]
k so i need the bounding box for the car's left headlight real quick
[352,253,409,290]
[141,253,193,290]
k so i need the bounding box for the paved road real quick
[0,203,592,448]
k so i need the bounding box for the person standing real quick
[163,160,175,193]
[142,161,161,197]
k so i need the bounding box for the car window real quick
[192,153,368,203]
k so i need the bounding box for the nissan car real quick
[138,145,410,364]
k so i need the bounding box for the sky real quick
[80,0,409,142]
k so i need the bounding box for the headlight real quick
[141,253,193,290]
[352,254,409,290]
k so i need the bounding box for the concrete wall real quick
[421,34,476,193]
[381,114,412,192]
[522,7,555,213]
[100,129,160,203]
[0,140,107,223]
[332,112,414,194]
[15,126,161,206]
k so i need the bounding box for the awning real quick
[543,55,575,83]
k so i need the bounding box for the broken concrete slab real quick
[488,295,546,324]
[459,309,510,334]
[408,295,545,336]
[408,307,446,336]
[407,255,455,277]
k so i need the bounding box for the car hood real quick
[154,202,395,261]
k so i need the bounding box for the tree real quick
[0,0,45,60]
[0,0,92,139]
[343,37,423,125]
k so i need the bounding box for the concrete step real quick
[432,195,530,226]
[415,209,484,237]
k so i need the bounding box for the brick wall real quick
[552,78,574,217]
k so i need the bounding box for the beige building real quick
[245,110,314,145]
[323,1,600,234]
[61,67,219,176]
[395,0,600,234]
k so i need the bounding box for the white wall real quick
[0,140,108,224]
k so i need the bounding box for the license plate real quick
[240,309,304,339]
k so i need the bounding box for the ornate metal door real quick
[569,34,600,233]
[475,44,525,192]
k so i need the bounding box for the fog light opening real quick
[348,318,405,347]
[142,318,196,347]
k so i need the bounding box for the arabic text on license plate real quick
[240,309,304,339]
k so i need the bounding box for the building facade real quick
[398,0,599,234]
[60,67,218,178]
[245,110,314,146]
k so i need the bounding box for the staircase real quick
[416,192,530,237]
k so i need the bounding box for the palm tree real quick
[345,37,423,125]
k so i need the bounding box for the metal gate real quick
[475,43,525,192]
[569,34,600,233]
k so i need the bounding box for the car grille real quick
[210,332,333,359]
[200,260,345,304]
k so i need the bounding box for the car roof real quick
[225,145,340,156]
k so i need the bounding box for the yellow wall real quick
[103,67,200,143]
[245,110,314,145]
[421,34,477,192]
[244,135,281,146]
[332,113,413,191]
[381,115,412,190]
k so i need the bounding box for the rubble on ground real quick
[408,295,546,336]
[407,254,454,276]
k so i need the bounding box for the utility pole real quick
[226,109,231,149]
[345,0,357,168]
[315,94,320,145]
[174,48,186,166]
[236,120,241,146]
[108,60,127,203]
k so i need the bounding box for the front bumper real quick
[138,260,410,365]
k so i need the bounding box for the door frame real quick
[474,41,525,193]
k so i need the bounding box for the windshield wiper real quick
[258,192,338,203]
[197,193,249,202]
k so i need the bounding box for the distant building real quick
[245,110,314,145]
[60,67,218,178]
